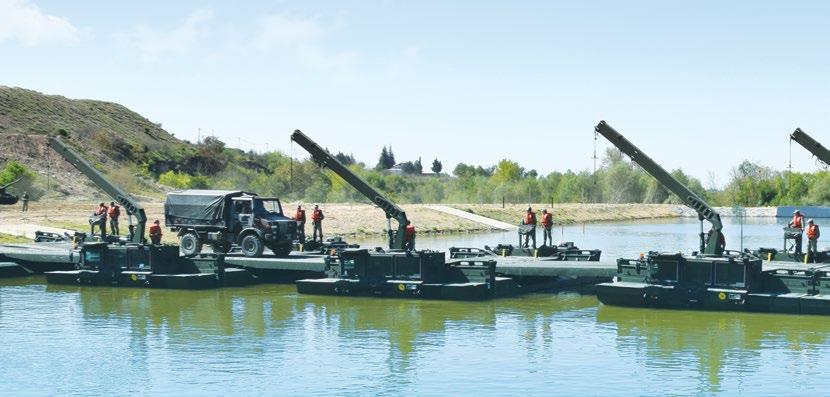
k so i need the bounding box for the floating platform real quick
[597,252,830,316]
[0,242,77,277]
[45,267,253,289]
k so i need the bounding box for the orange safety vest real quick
[312,209,324,222]
[294,209,306,222]
[149,224,162,236]
[792,215,804,229]
[405,224,416,239]
[108,205,120,219]
[541,212,553,227]
[96,206,108,218]
[524,212,536,225]
[807,224,820,240]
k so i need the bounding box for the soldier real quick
[311,205,324,243]
[108,201,121,236]
[21,191,28,212]
[294,204,307,242]
[541,208,553,246]
[404,220,416,251]
[521,206,537,248]
[789,210,805,254]
[149,219,163,245]
[807,219,821,263]
[92,202,108,236]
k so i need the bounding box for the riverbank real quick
[450,203,685,225]
[0,200,696,242]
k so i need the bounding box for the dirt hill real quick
[0,86,188,200]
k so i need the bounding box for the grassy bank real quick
[0,232,31,243]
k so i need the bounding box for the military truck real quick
[164,190,297,257]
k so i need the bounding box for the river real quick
[2,217,829,395]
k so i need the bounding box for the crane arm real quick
[791,128,830,166]
[594,121,724,255]
[290,130,409,250]
[47,137,147,244]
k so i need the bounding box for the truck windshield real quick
[253,199,283,216]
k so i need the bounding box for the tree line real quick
[3,137,830,207]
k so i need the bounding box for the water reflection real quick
[596,304,830,393]
[5,218,830,395]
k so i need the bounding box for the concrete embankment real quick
[676,207,777,218]
[447,203,685,226]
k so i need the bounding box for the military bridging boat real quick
[594,121,830,315]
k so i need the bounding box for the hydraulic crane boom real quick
[594,121,724,256]
[790,128,830,166]
[48,137,147,244]
[290,130,409,250]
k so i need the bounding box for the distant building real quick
[387,163,406,174]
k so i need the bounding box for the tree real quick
[376,147,390,170]
[334,152,355,165]
[386,146,396,169]
[414,157,423,174]
[431,158,442,174]
[491,159,523,184]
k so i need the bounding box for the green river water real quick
[2,218,830,395]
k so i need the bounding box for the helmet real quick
[808,219,815,224]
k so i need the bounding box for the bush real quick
[0,161,41,199]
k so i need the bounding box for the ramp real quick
[426,205,517,231]
[0,223,73,239]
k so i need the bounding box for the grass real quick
[0,232,31,243]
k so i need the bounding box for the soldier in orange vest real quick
[108,201,121,236]
[789,210,805,254]
[149,219,163,245]
[404,220,416,251]
[92,202,108,237]
[807,219,821,263]
[311,205,324,243]
[294,205,307,242]
[521,206,537,248]
[541,209,553,246]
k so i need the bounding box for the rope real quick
[788,136,792,193]
[592,128,599,184]
[290,135,294,195]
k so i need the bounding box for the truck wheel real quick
[180,232,202,256]
[240,234,264,257]
[272,245,292,257]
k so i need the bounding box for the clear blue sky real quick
[2,0,829,187]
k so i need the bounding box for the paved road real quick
[426,205,517,231]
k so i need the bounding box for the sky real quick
[1,0,829,187]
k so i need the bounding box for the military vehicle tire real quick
[241,234,264,257]
[271,245,292,257]
[180,232,202,256]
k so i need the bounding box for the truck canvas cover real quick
[165,190,248,227]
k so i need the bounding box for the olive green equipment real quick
[595,121,724,256]
[47,136,147,244]
[291,130,410,250]
[791,127,830,166]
